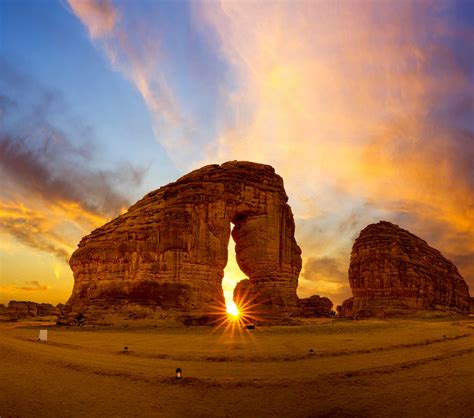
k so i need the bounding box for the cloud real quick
[0,62,146,263]
[20,281,49,292]
[0,136,138,217]
[68,0,118,38]
[299,256,349,299]
[195,0,474,302]
[0,281,49,293]
[302,257,346,282]
[0,204,71,263]
[67,0,194,166]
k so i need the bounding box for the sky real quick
[0,0,473,308]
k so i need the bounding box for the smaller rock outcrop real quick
[342,221,470,317]
[234,279,333,318]
[0,301,60,321]
[298,295,333,317]
[337,298,354,318]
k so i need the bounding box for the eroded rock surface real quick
[64,161,302,323]
[342,221,470,317]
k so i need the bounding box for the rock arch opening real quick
[222,224,247,315]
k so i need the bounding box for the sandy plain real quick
[1,317,473,418]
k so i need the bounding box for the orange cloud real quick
[68,0,118,39]
[0,199,106,263]
[0,132,138,264]
[0,281,49,293]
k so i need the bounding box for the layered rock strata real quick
[64,161,302,323]
[342,221,470,317]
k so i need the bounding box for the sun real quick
[226,301,240,318]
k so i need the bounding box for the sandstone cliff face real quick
[343,221,470,316]
[65,161,302,323]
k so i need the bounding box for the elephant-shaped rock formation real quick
[63,161,303,323]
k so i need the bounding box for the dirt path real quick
[1,320,473,417]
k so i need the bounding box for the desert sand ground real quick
[1,317,473,417]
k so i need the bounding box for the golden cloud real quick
[0,280,49,293]
[20,281,49,292]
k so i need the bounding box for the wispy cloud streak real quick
[68,0,194,165]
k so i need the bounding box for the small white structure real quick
[38,329,48,341]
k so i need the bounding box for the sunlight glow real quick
[210,288,262,336]
[222,237,246,317]
[226,300,240,318]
